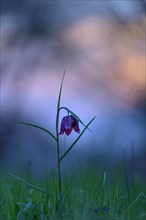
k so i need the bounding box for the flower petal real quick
[65,129,73,136]
[73,125,80,133]
[59,115,80,136]
[64,116,73,129]
[59,118,65,135]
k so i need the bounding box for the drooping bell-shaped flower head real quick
[59,115,80,136]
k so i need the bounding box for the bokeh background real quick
[1,1,146,178]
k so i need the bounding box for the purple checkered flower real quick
[59,115,80,136]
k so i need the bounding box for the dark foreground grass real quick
[0,167,146,220]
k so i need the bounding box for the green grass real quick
[0,167,145,220]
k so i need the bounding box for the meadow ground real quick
[0,162,146,220]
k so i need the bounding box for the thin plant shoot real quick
[8,71,96,220]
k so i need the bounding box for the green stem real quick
[56,71,65,220]
[56,134,63,220]
[56,109,62,220]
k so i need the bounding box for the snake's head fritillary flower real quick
[59,115,80,136]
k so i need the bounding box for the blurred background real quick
[1,0,146,177]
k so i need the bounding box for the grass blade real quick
[56,70,65,134]
[7,173,52,197]
[16,121,57,141]
[129,192,144,208]
[59,116,96,161]
[124,150,131,204]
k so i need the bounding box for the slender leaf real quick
[56,70,65,135]
[59,116,96,161]
[129,192,144,208]
[7,173,52,197]
[124,150,131,204]
[16,121,57,141]
[97,173,105,196]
